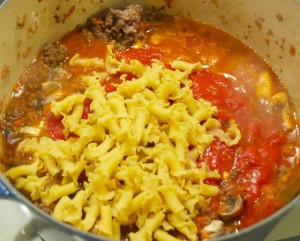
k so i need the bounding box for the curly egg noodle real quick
[6,46,241,241]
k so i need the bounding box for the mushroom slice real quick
[202,220,224,239]
[220,195,243,221]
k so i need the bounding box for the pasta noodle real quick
[69,53,104,68]
[154,229,183,241]
[5,45,241,241]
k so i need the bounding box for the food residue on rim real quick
[267,29,274,37]
[254,19,263,30]
[1,64,10,80]
[164,0,175,8]
[211,0,220,8]
[275,13,284,22]
[21,47,32,58]
[54,5,76,24]
[289,45,296,56]
[16,11,26,28]
[264,37,270,46]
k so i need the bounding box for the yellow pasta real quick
[14,175,48,200]
[98,204,113,237]
[51,94,85,116]
[154,229,183,241]
[5,45,242,241]
[85,85,107,104]
[69,53,104,68]
[78,194,99,231]
[129,212,165,241]
[81,71,109,87]
[53,190,87,225]
[135,107,150,142]
[6,160,41,179]
[147,101,171,123]
[160,186,185,213]
[170,60,202,73]
[156,148,184,174]
[112,220,121,240]
[168,210,198,241]
[42,182,76,206]
[98,146,124,178]
[112,188,134,223]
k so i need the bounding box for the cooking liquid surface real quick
[1,14,299,240]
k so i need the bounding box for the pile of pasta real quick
[6,46,241,241]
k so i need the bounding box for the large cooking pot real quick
[1,0,300,240]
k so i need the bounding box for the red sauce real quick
[190,67,292,227]
[64,32,107,59]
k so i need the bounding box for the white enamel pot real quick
[0,0,300,240]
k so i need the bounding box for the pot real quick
[0,0,300,240]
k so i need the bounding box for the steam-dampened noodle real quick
[1,4,299,241]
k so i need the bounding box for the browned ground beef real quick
[41,43,68,66]
[87,4,144,49]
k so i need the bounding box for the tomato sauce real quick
[190,67,292,228]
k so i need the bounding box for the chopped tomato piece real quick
[116,47,164,66]
[203,178,220,186]
[78,170,87,185]
[201,138,237,174]
[190,69,248,122]
[82,98,93,119]
[45,114,65,140]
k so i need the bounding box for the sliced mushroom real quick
[202,220,224,240]
[220,195,243,221]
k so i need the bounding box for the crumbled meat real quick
[30,96,44,110]
[45,66,71,82]
[80,28,95,42]
[87,4,143,49]
[21,60,46,91]
[41,43,68,66]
